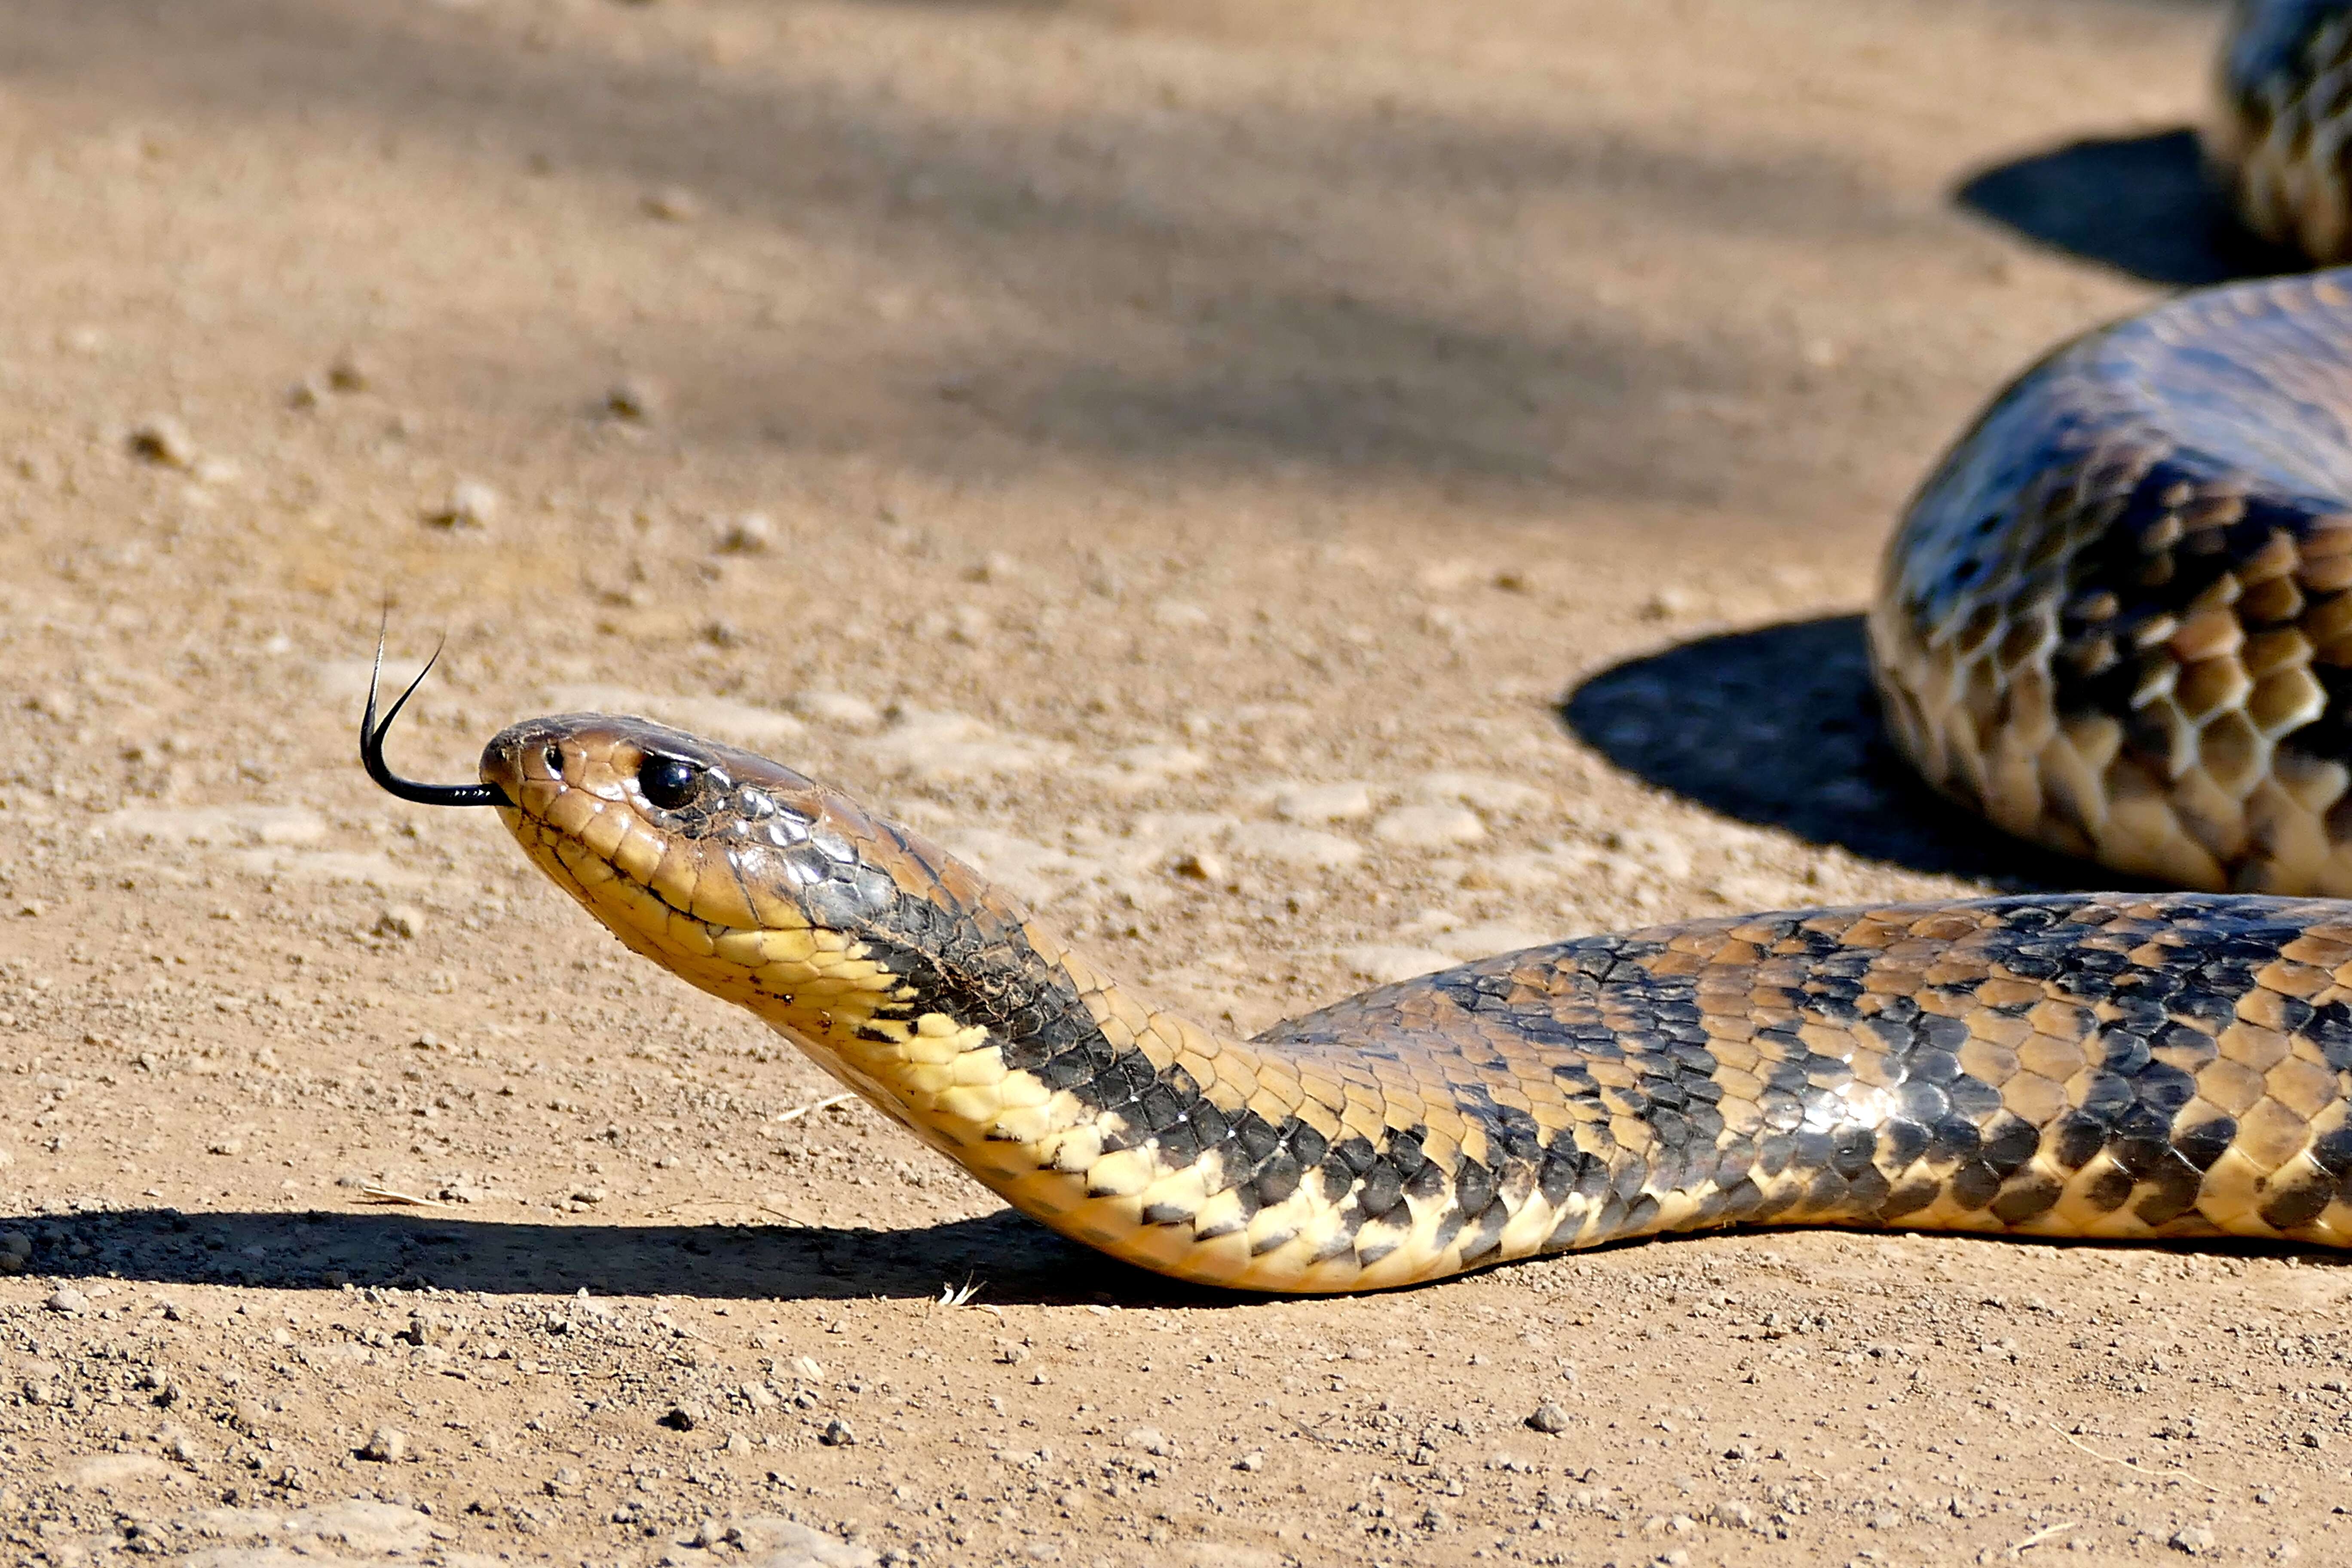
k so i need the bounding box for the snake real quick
[2215,0,2352,263]
[349,7,2352,1293]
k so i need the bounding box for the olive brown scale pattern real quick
[1871,270,2352,895]
[2215,0,2352,263]
[459,716,2352,1293]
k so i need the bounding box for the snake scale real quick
[359,3,2352,1292]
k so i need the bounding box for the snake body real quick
[2215,0,2352,262]
[440,719,2352,1293]
[1869,270,2352,895]
[356,6,2352,1292]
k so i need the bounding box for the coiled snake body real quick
[360,6,2352,1291]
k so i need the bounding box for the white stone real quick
[1151,600,1213,629]
[57,1453,172,1488]
[431,479,499,529]
[714,512,778,554]
[731,1515,879,1568]
[1273,781,1378,823]
[1226,822,1363,869]
[1412,770,1550,813]
[280,1498,438,1552]
[184,1508,284,1540]
[1090,744,1208,792]
[1372,805,1486,848]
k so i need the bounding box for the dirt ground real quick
[3,0,2347,1565]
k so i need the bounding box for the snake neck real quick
[775,906,1407,1291]
[505,793,1311,1280]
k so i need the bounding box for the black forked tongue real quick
[360,631,510,808]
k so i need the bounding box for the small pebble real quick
[1274,781,1377,824]
[819,1416,856,1446]
[360,1426,407,1463]
[375,905,426,939]
[571,1187,608,1205]
[327,350,372,392]
[126,416,197,469]
[1641,585,1697,620]
[714,512,776,554]
[427,479,499,530]
[605,376,664,421]
[1526,1403,1570,1435]
[1125,1426,1172,1457]
[660,1403,706,1432]
[45,1287,88,1315]
[1234,1451,1265,1473]
[1152,599,1212,630]
[2172,1525,2215,1555]
[1170,849,1228,884]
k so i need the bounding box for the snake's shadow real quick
[1954,127,2302,286]
[1561,615,2104,888]
[0,1207,1236,1308]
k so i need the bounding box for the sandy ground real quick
[1,0,2346,1564]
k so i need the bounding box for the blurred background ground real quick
[3,1,2346,1565]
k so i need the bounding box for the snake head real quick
[474,714,1033,1083]
[479,713,913,940]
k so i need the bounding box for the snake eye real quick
[637,755,698,811]
[543,744,564,777]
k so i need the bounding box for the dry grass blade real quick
[935,1277,1000,1317]
[775,1092,855,1126]
[2013,1521,2076,1552]
[356,1184,447,1207]
[2048,1424,2220,1494]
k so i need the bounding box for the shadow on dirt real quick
[1955,127,2303,287]
[0,1206,1237,1306]
[1560,614,2103,888]
[3,0,1931,500]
